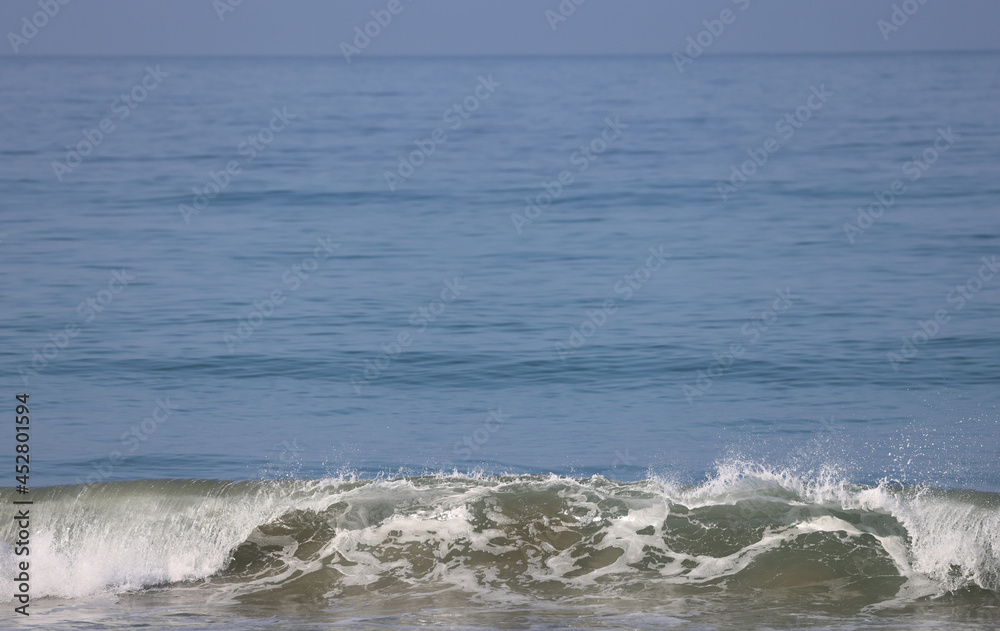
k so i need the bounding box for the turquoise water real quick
[1,54,999,629]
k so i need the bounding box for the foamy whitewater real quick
[3,462,999,628]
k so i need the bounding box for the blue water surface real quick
[1,53,998,489]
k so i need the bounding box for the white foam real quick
[2,465,998,604]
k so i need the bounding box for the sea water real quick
[0,53,998,629]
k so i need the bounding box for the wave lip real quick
[2,465,999,606]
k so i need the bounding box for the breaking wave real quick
[2,461,999,608]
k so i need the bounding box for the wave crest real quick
[2,463,999,606]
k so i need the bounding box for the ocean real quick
[1,53,998,629]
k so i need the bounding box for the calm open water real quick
[1,53,999,629]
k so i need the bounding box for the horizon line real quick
[2,49,999,60]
